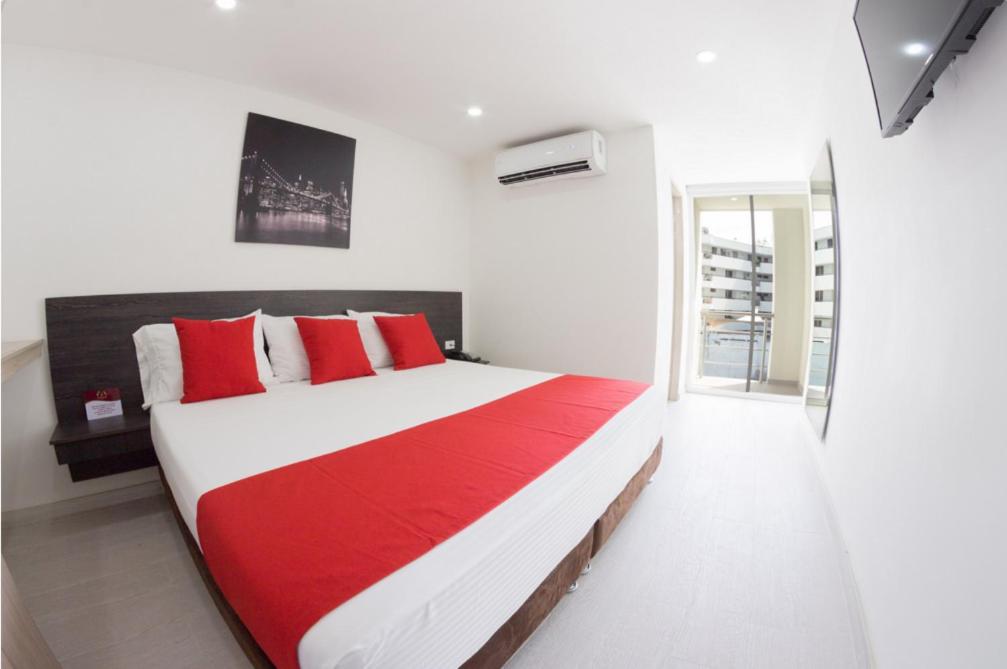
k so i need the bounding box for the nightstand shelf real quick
[49,410,156,481]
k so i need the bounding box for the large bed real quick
[154,361,663,668]
[44,290,664,669]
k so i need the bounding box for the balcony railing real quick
[814,248,834,266]
[703,275,753,291]
[698,309,773,383]
[813,326,833,339]
[703,297,753,312]
[813,301,834,318]
[704,254,752,272]
[813,274,835,291]
[814,226,834,241]
[808,336,833,389]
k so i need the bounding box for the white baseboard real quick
[685,384,804,404]
[799,420,876,668]
[1,480,164,528]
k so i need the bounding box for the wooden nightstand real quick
[49,410,156,481]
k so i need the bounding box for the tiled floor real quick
[2,394,868,668]
[506,394,868,668]
[2,494,248,669]
[688,377,803,398]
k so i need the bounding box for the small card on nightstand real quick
[83,387,123,421]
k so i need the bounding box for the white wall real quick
[805,10,1007,668]
[1,45,472,511]
[651,125,677,401]
[667,190,687,401]
[467,126,672,395]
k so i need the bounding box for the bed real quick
[43,290,664,669]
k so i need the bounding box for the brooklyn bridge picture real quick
[235,112,356,249]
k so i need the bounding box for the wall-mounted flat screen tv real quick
[854,0,1002,137]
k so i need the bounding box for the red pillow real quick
[373,313,446,370]
[173,316,266,403]
[294,317,376,384]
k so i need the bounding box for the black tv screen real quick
[854,0,1002,137]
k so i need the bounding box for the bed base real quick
[593,439,663,557]
[162,438,662,669]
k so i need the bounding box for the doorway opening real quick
[687,190,810,401]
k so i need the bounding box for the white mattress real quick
[151,361,664,669]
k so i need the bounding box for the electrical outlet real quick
[445,340,456,350]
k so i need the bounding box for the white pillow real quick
[261,314,349,383]
[132,309,273,408]
[346,310,404,370]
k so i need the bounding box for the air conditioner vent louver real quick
[494,131,606,187]
[497,160,591,185]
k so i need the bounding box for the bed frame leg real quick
[580,561,592,576]
[567,580,579,593]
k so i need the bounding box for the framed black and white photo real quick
[235,112,356,249]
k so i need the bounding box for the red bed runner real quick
[196,374,648,668]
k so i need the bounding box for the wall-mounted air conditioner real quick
[495,130,606,186]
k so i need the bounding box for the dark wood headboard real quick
[45,290,463,424]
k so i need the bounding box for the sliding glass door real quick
[691,192,807,397]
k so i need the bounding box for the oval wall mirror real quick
[805,143,841,439]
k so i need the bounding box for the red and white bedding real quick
[151,361,664,669]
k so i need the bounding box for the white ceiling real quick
[2,0,847,183]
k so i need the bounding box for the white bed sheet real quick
[150,360,664,669]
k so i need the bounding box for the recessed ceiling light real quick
[902,42,927,56]
[215,0,237,10]
[466,106,483,118]
[696,50,717,64]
